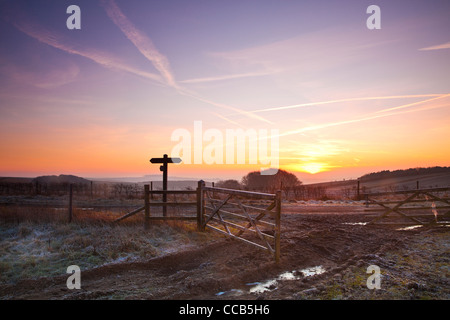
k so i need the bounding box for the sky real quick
[0,0,449,183]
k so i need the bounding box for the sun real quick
[285,162,327,174]
[284,163,327,174]
[300,163,325,174]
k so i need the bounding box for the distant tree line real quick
[360,166,450,181]
[240,169,302,199]
[0,181,145,199]
[215,170,359,200]
[217,170,321,200]
[7,166,445,201]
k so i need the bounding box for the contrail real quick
[374,94,450,113]
[180,70,276,84]
[210,112,247,129]
[101,0,273,124]
[277,94,450,138]
[419,41,450,51]
[100,0,177,88]
[180,91,274,124]
[234,94,448,115]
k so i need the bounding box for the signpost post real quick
[149,154,182,216]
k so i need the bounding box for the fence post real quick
[197,180,205,231]
[357,180,360,201]
[68,184,73,223]
[144,184,150,229]
[275,190,282,263]
[150,181,153,200]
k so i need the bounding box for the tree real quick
[241,169,302,195]
[215,179,242,190]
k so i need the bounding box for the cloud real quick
[209,27,377,80]
[8,9,163,83]
[2,61,80,89]
[419,41,450,51]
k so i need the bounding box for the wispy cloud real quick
[1,61,80,89]
[419,41,450,51]
[209,27,382,81]
[10,14,163,83]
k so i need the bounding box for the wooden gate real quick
[363,187,450,226]
[115,180,282,262]
[198,181,281,263]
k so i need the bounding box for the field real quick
[0,200,448,300]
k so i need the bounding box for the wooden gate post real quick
[275,190,282,263]
[149,154,182,217]
[144,184,150,229]
[150,181,153,200]
[197,180,205,231]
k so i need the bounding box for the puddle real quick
[216,265,326,296]
[299,266,326,277]
[248,279,277,294]
[396,225,423,231]
[248,265,326,293]
[396,222,450,231]
[342,222,367,225]
[216,289,244,297]
[278,271,297,280]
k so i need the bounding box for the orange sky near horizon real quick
[2,93,449,184]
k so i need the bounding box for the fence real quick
[114,184,199,228]
[115,181,282,262]
[362,187,450,226]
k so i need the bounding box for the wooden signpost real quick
[149,154,182,216]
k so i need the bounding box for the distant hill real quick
[303,166,450,193]
[33,174,91,184]
[360,166,450,181]
[0,177,33,183]
[90,175,218,183]
[357,167,450,192]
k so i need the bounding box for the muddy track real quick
[0,211,445,300]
